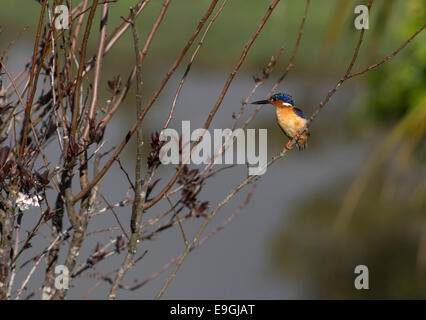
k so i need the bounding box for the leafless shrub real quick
[0,0,423,300]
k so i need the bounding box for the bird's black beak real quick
[251,99,270,105]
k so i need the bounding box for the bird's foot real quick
[285,140,293,150]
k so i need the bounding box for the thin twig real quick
[165,194,188,246]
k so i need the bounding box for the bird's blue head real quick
[269,93,295,106]
[251,92,295,106]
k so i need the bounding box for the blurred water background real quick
[0,0,425,299]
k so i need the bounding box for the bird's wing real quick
[293,107,307,119]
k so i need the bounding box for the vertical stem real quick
[0,199,14,300]
[108,8,152,299]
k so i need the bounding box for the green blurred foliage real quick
[268,0,426,299]
[361,0,426,121]
[0,0,406,74]
[271,173,426,299]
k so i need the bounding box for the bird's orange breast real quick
[276,106,307,138]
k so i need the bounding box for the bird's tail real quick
[297,130,309,150]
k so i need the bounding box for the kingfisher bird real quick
[252,93,309,150]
